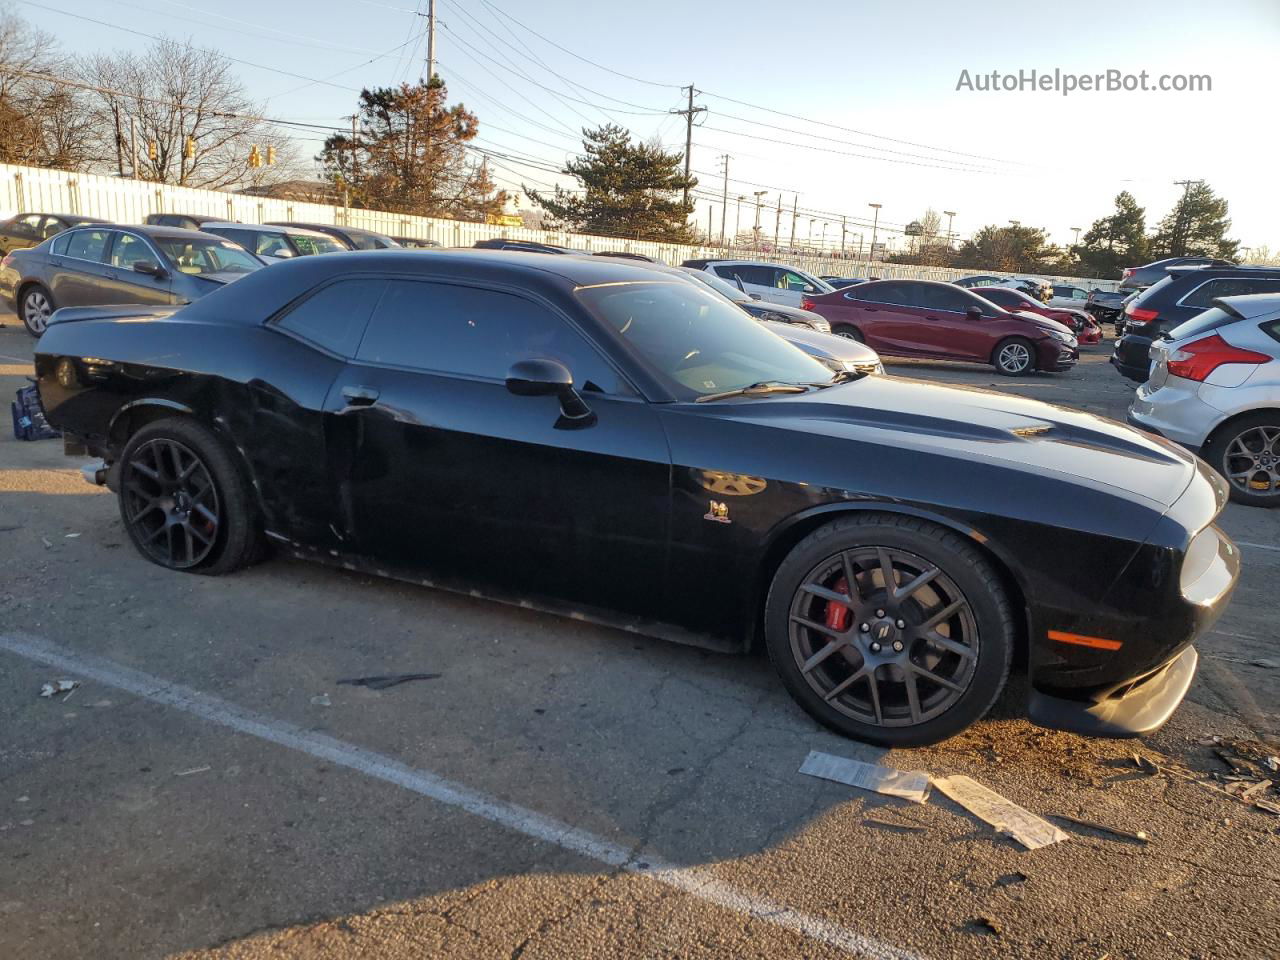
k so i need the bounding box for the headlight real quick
[808,318,831,333]
[1048,329,1072,343]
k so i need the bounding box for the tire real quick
[833,324,864,343]
[20,284,54,337]
[992,336,1035,376]
[764,513,1014,746]
[117,417,264,575]
[1203,412,1280,508]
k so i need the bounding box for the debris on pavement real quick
[64,532,80,539]
[964,916,1002,936]
[175,766,211,777]
[1132,752,1160,776]
[309,694,331,707]
[40,536,51,549]
[39,679,79,698]
[932,774,1069,850]
[336,672,441,690]
[1050,813,1149,844]
[798,750,931,803]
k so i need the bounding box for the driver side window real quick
[777,270,813,292]
[111,233,153,269]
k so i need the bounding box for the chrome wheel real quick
[22,288,52,335]
[121,438,220,569]
[787,546,980,727]
[996,341,1032,374]
[1224,426,1280,499]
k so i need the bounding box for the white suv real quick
[681,259,835,307]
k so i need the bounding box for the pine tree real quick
[319,78,506,221]
[527,125,695,242]
[1077,191,1148,279]
[1151,181,1238,260]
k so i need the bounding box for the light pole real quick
[1070,226,1081,248]
[751,190,767,251]
[734,195,745,247]
[807,218,815,252]
[943,210,956,248]
[867,203,881,266]
[820,221,829,253]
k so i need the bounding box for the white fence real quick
[0,163,1119,290]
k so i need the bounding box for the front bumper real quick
[1037,340,1078,371]
[1029,645,1198,737]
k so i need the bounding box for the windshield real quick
[347,232,398,250]
[154,237,262,275]
[289,233,346,255]
[576,280,832,399]
[681,268,751,303]
[799,270,836,294]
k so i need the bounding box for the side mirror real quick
[506,358,595,427]
[749,293,762,300]
[966,306,983,321]
[133,260,166,278]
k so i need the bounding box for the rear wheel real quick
[118,418,264,574]
[992,336,1035,376]
[833,324,864,343]
[764,513,1014,746]
[1204,413,1280,507]
[20,284,53,337]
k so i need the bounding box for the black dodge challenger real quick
[34,251,1240,745]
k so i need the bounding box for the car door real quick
[914,285,1000,361]
[103,231,175,305]
[772,268,821,307]
[48,227,117,307]
[842,282,927,355]
[325,276,672,618]
[712,264,777,303]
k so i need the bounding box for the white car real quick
[1128,292,1280,507]
[681,258,835,308]
[1047,283,1092,310]
[199,223,346,263]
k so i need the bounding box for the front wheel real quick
[764,514,1014,746]
[993,336,1035,376]
[118,418,264,574]
[833,324,864,343]
[1204,413,1280,507]
[20,284,53,337]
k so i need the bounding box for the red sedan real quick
[802,279,1079,376]
[971,285,1102,344]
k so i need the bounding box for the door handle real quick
[341,384,380,406]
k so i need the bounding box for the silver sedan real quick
[1129,293,1280,506]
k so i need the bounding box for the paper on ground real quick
[932,774,1068,849]
[799,750,931,803]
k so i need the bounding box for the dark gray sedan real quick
[0,225,263,335]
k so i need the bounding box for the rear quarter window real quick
[1180,276,1280,309]
[274,278,386,357]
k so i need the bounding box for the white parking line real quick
[1235,541,1280,553]
[0,633,921,960]
[0,352,31,363]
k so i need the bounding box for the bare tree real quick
[84,38,298,188]
[0,5,94,168]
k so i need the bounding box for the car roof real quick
[1217,292,1280,320]
[1167,264,1280,279]
[276,221,388,238]
[203,221,331,237]
[102,225,228,241]
[18,213,109,222]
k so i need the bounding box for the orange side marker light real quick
[1048,630,1122,651]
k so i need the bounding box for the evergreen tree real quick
[1077,191,1148,279]
[953,224,1058,273]
[527,125,695,242]
[1151,181,1238,260]
[320,78,506,221]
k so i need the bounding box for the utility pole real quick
[718,154,729,247]
[706,204,713,246]
[840,215,847,258]
[868,202,882,264]
[425,0,436,81]
[751,191,767,251]
[943,210,957,248]
[129,115,138,179]
[669,84,705,212]
[789,195,798,252]
[772,196,782,253]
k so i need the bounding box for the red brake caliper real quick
[824,577,851,631]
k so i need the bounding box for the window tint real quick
[64,229,112,263]
[1167,307,1236,342]
[111,233,154,269]
[253,232,294,258]
[852,281,909,305]
[50,232,71,255]
[276,278,385,356]
[290,233,345,255]
[357,280,623,394]
[913,284,975,312]
[14,214,43,235]
[713,264,774,286]
[1181,277,1280,309]
[777,269,813,292]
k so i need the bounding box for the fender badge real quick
[704,500,731,524]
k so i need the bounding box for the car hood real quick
[1013,311,1074,336]
[761,320,879,363]
[744,301,823,324]
[189,270,257,286]
[703,375,1197,509]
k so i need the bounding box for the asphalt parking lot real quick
[2,316,1278,960]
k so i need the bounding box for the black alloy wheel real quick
[118,418,264,574]
[122,438,220,569]
[765,514,1012,745]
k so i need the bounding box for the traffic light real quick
[248,145,261,168]
[185,136,196,160]
[266,145,276,165]
[147,140,157,163]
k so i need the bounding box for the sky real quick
[19,0,1280,255]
